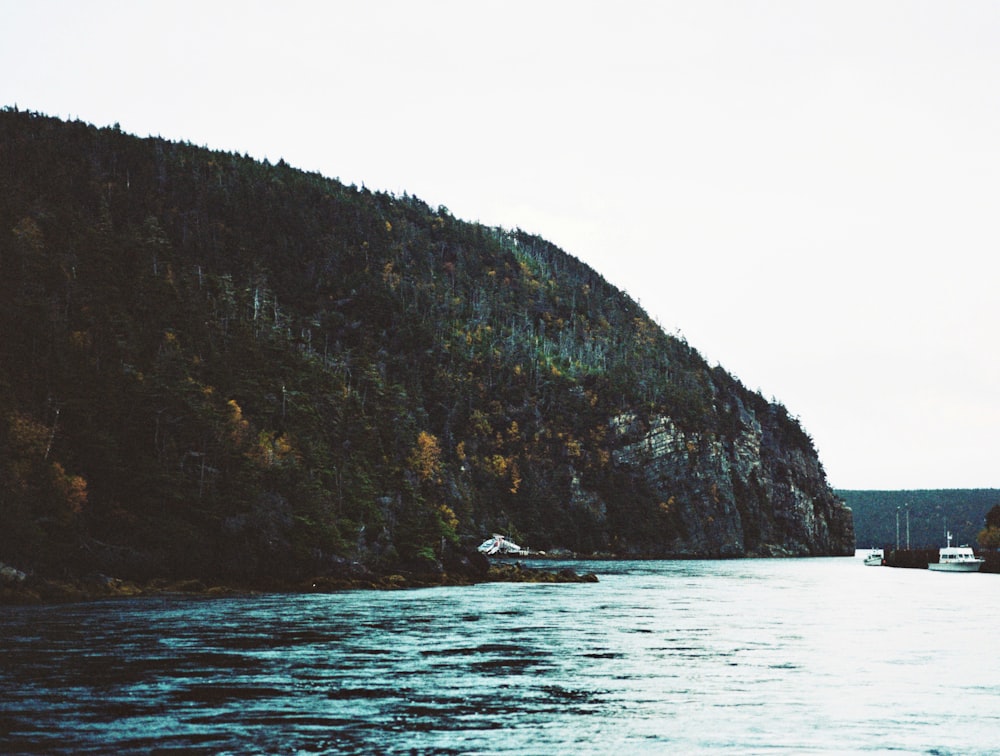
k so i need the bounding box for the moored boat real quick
[864,548,884,566]
[927,532,984,572]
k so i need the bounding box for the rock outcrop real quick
[605,406,855,557]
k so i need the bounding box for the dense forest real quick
[840,489,1000,550]
[0,109,852,585]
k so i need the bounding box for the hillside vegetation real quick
[0,109,852,584]
[840,489,1000,549]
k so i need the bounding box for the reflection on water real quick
[2,557,999,754]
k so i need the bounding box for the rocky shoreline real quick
[0,560,599,606]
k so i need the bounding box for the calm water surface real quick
[2,555,998,754]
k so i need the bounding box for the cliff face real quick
[604,406,854,558]
[0,109,853,582]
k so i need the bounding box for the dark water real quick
[2,555,998,754]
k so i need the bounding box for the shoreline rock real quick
[486,563,599,583]
[0,562,599,606]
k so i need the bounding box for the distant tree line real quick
[840,489,1000,549]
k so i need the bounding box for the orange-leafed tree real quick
[408,430,442,483]
[977,505,1000,550]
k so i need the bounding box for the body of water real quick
[2,554,998,754]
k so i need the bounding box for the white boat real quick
[927,532,984,572]
[477,534,524,556]
[864,548,884,566]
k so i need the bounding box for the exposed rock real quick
[608,409,854,557]
[442,541,491,580]
[0,571,145,605]
[486,563,599,583]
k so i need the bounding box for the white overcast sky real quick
[3,0,999,490]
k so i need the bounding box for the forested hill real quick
[0,109,853,584]
[840,489,1000,549]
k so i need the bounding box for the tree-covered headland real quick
[0,109,852,587]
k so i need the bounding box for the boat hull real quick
[927,561,983,572]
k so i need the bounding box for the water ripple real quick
[3,559,1000,754]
